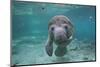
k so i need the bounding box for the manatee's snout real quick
[54,27,67,44]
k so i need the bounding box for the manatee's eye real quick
[64,26,68,30]
[63,20,67,24]
[51,27,55,31]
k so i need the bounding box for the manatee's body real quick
[45,15,74,57]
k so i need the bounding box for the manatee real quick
[45,15,74,57]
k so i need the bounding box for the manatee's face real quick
[49,23,69,44]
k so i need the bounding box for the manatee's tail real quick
[55,46,67,57]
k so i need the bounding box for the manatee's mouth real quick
[54,37,67,44]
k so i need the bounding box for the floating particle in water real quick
[89,16,93,19]
[42,7,45,10]
[89,16,94,23]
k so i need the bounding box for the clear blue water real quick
[12,1,96,66]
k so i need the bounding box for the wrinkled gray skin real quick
[45,15,74,57]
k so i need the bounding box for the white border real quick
[0,0,100,67]
[0,0,10,67]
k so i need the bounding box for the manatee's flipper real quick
[45,43,53,56]
[55,46,67,57]
[45,35,53,56]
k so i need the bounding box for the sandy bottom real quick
[11,36,96,66]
